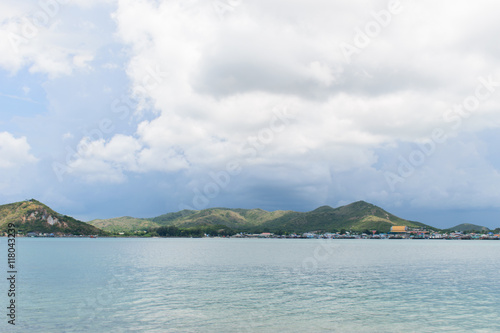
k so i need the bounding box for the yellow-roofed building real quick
[390,226,408,233]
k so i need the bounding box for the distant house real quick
[390,226,408,233]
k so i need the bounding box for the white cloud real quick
[61,0,500,191]
[68,158,126,184]
[0,132,38,169]
[72,53,94,69]
[102,62,119,70]
[67,135,139,183]
[0,1,114,77]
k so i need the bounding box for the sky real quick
[1,0,500,229]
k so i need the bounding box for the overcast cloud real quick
[1,0,500,228]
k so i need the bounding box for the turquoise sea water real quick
[1,238,499,332]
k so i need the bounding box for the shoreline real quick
[4,235,500,240]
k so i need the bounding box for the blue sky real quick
[1,0,500,229]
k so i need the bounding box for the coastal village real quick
[230,226,500,240]
[7,225,500,240]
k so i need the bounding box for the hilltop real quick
[0,199,106,236]
[89,201,433,234]
[255,201,431,233]
[445,223,490,232]
[90,216,160,233]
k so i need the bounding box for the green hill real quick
[89,216,160,233]
[0,199,106,236]
[89,201,432,234]
[258,201,430,233]
[446,223,489,232]
[150,210,198,224]
[156,208,291,230]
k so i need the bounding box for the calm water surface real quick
[2,238,500,332]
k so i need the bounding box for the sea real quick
[1,238,499,332]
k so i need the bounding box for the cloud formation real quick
[0,132,37,169]
[0,0,113,77]
[1,0,500,227]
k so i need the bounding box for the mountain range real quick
[89,200,436,234]
[1,199,493,236]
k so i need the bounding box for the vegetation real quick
[155,225,235,237]
[89,216,160,233]
[0,199,106,236]
[89,200,436,235]
[5,199,494,238]
[254,201,433,234]
[444,223,490,232]
[150,210,198,224]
